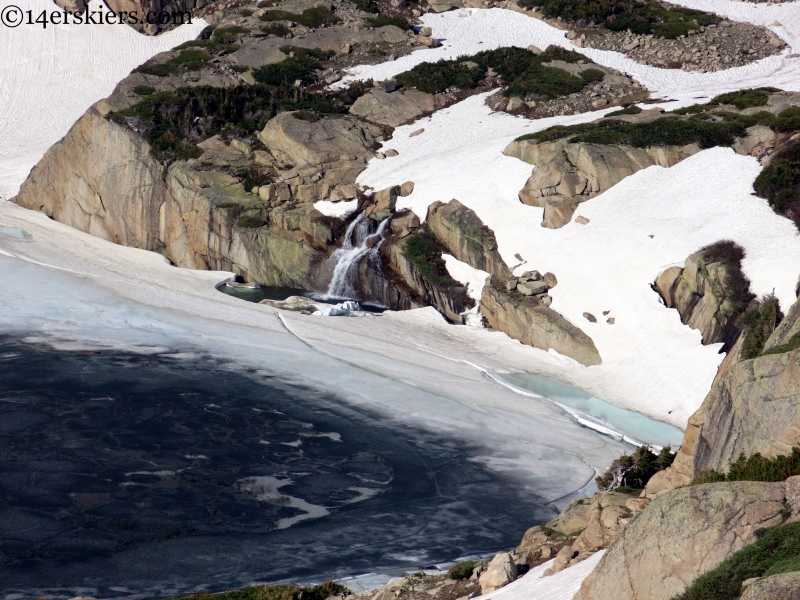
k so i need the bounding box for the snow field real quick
[0,0,206,200]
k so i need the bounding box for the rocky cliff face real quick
[503,138,699,228]
[426,199,511,282]
[574,479,800,600]
[481,284,601,366]
[12,108,371,288]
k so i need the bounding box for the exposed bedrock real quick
[481,284,602,366]
[503,138,699,228]
[574,479,800,600]
[425,199,512,282]
[646,297,800,497]
[11,108,386,289]
[654,251,745,351]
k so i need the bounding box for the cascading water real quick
[325,213,390,303]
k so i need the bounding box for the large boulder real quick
[349,89,451,128]
[654,248,746,350]
[426,200,511,281]
[574,480,799,600]
[478,552,516,594]
[258,112,382,168]
[481,284,601,366]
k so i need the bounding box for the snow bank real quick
[337,7,800,104]
[314,199,360,219]
[482,551,605,600]
[0,0,206,199]
[442,253,489,302]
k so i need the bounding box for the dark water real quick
[0,337,554,599]
[216,284,388,313]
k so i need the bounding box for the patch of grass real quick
[212,25,249,44]
[448,560,477,580]
[394,45,594,98]
[539,0,720,39]
[230,65,250,73]
[596,445,675,491]
[739,293,783,360]
[605,105,643,116]
[261,24,290,36]
[174,582,349,600]
[402,231,460,287]
[252,47,334,86]
[136,49,211,77]
[259,6,340,27]
[133,85,156,96]
[673,521,800,600]
[240,8,253,17]
[237,213,268,228]
[365,14,412,30]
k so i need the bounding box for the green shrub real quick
[350,0,379,13]
[448,560,477,580]
[521,117,747,148]
[252,47,333,86]
[674,521,800,600]
[402,232,459,287]
[365,14,412,29]
[240,8,253,16]
[136,48,211,77]
[261,24,290,36]
[699,240,753,317]
[173,582,349,600]
[212,25,249,44]
[762,332,800,357]
[538,0,719,38]
[394,45,592,98]
[259,6,340,27]
[238,214,268,228]
[605,105,642,117]
[712,87,780,109]
[199,24,215,39]
[579,68,605,84]
[596,445,675,491]
[133,85,156,96]
[739,293,783,359]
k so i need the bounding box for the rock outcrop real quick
[503,138,699,228]
[425,200,511,282]
[654,249,747,351]
[481,284,601,366]
[574,480,800,600]
[478,553,516,595]
[349,88,451,128]
[740,571,800,600]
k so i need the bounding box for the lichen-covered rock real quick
[574,481,793,600]
[481,285,601,366]
[740,571,800,600]
[426,200,511,282]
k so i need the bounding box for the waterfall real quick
[326,213,390,301]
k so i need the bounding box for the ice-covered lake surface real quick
[0,336,556,599]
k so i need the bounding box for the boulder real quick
[481,285,602,366]
[349,88,451,128]
[426,200,512,281]
[571,492,647,553]
[654,250,746,350]
[258,112,382,168]
[574,481,795,600]
[740,571,800,600]
[479,552,516,594]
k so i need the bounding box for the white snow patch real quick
[0,0,206,199]
[443,254,489,303]
[482,551,605,600]
[314,199,359,219]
